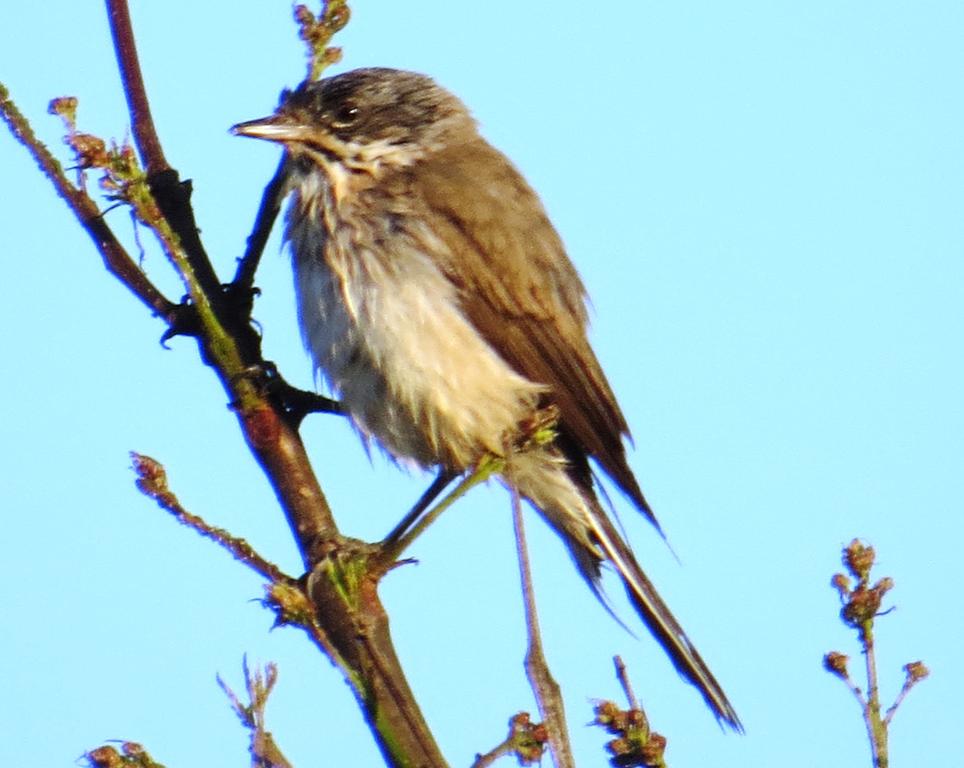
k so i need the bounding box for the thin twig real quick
[594,660,669,768]
[884,661,929,726]
[106,0,226,308]
[825,540,930,768]
[614,655,639,710]
[861,620,887,768]
[234,157,290,291]
[130,450,347,666]
[471,737,515,768]
[510,478,574,768]
[0,83,175,319]
[841,668,867,708]
[219,659,294,768]
[105,0,168,173]
[883,687,906,728]
[130,452,291,584]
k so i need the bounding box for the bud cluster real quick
[833,539,894,630]
[593,700,667,767]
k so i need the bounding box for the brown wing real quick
[410,138,656,523]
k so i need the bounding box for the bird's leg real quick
[379,469,457,550]
[377,459,504,568]
[377,409,560,568]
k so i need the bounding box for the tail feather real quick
[506,448,741,730]
[584,501,743,731]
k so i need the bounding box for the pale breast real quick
[286,182,544,471]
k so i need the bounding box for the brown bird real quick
[233,67,740,729]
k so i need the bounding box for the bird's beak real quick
[230,114,312,144]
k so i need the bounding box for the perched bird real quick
[233,67,740,729]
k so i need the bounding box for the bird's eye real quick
[330,102,360,129]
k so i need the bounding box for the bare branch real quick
[105,0,168,173]
[0,84,175,319]
[826,539,929,768]
[884,661,930,726]
[130,452,292,584]
[510,478,572,768]
[219,660,294,768]
[234,157,290,292]
[105,0,226,309]
[614,656,639,710]
[6,4,453,765]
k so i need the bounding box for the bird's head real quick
[231,67,477,174]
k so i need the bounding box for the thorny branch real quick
[1,3,449,767]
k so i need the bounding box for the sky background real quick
[1,2,961,766]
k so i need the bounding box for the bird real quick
[232,66,740,730]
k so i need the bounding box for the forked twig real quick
[219,659,294,768]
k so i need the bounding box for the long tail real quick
[506,449,742,730]
[584,498,743,731]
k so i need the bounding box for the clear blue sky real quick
[1,2,960,766]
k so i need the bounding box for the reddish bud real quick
[823,651,850,679]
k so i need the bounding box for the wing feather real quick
[410,140,656,524]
